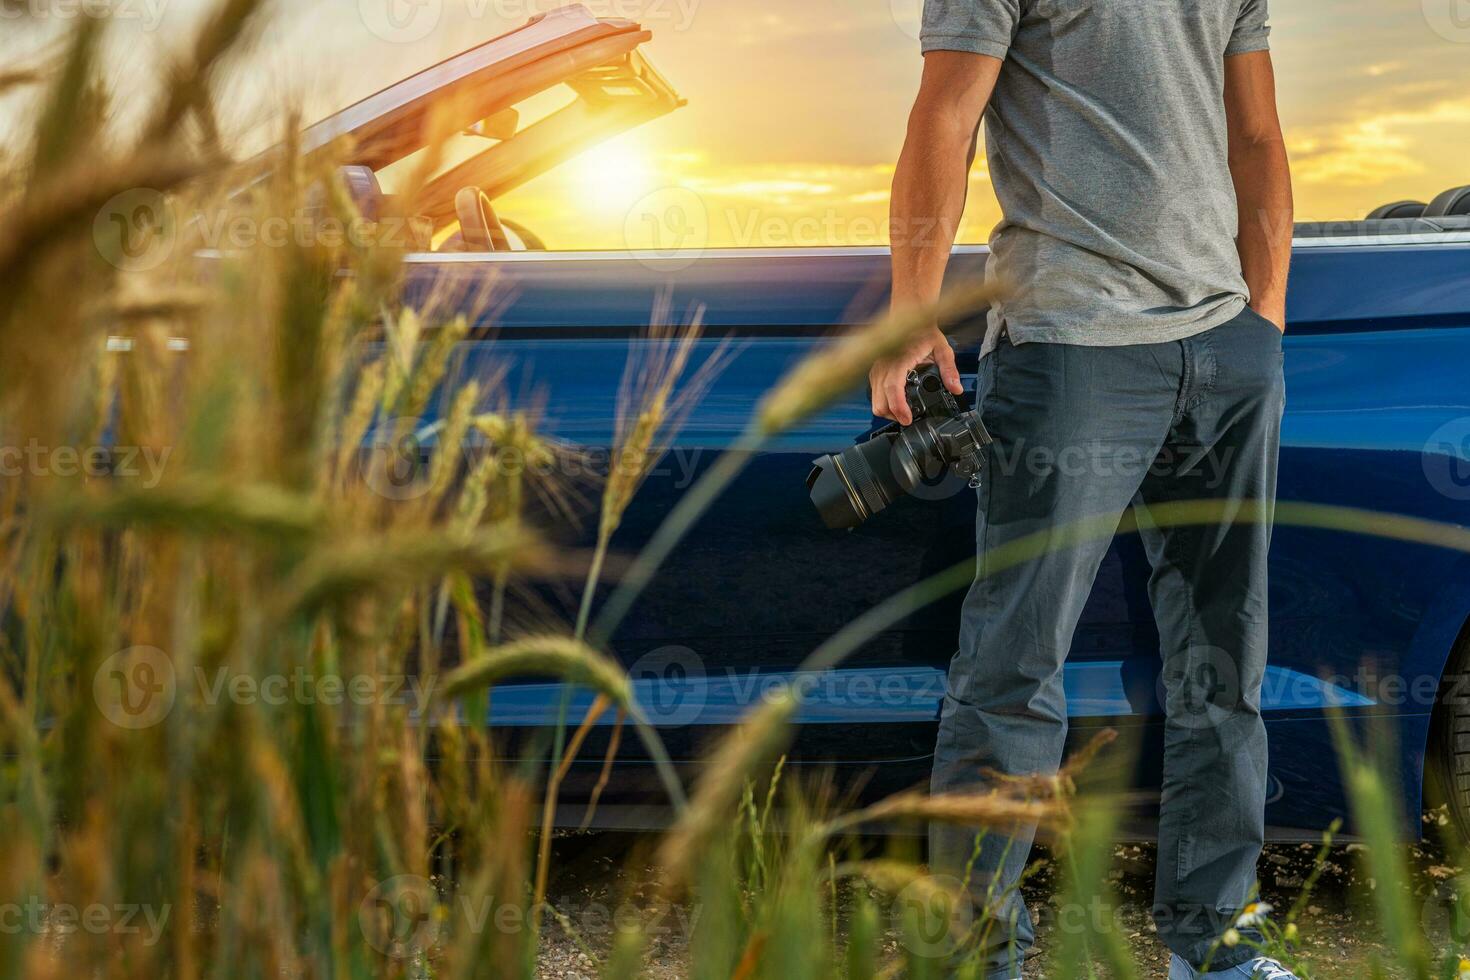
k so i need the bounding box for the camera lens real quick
[891,421,945,493]
[806,431,904,530]
[806,366,992,530]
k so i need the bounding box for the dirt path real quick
[537,823,1468,979]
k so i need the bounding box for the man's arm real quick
[1224,50,1293,332]
[872,51,1004,424]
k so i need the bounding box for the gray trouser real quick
[930,307,1284,978]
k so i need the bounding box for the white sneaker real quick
[1169,953,1301,979]
[1238,961,1300,980]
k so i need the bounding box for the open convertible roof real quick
[296,5,682,224]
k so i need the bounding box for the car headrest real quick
[338,165,383,222]
[1425,185,1470,218]
[1366,200,1426,220]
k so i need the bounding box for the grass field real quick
[3,4,1470,979]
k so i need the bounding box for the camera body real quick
[806,365,993,530]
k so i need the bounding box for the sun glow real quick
[565,135,655,213]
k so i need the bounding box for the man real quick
[873,0,1293,977]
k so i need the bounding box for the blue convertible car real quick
[308,7,1470,839]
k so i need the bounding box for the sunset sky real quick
[6,0,1469,250]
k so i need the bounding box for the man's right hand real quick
[869,326,964,425]
[882,51,1000,426]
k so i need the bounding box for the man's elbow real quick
[905,96,981,159]
[1228,129,1289,168]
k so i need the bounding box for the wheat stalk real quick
[401,315,470,421]
[0,146,210,295]
[142,0,270,144]
[437,635,631,709]
[40,478,323,540]
[844,790,1070,834]
[272,524,545,619]
[379,307,423,412]
[530,693,613,938]
[0,69,43,94]
[425,380,480,505]
[655,691,797,897]
[756,279,1000,436]
[332,358,386,486]
[590,281,1003,643]
[85,288,213,325]
[575,302,726,638]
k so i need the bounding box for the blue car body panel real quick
[488,665,1374,727]
[404,237,1470,837]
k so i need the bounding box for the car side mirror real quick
[467,107,520,142]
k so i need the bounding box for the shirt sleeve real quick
[919,0,1021,60]
[1225,0,1271,56]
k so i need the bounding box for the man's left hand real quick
[1255,305,1287,333]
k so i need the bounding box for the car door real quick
[401,248,983,783]
[403,233,1470,833]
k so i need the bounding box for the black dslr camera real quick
[806,365,993,530]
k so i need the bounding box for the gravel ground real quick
[536,815,1469,979]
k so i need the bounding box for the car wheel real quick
[1425,622,1470,843]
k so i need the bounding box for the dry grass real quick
[654,690,799,898]
[0,7,1457,980]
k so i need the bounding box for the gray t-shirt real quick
[920,0,1271,354]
